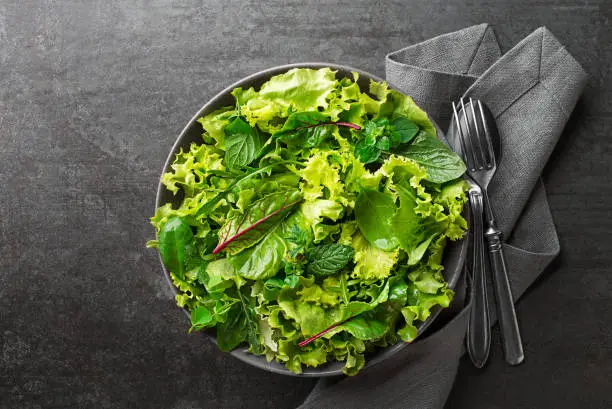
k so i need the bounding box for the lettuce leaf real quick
[232,68,338,133]
[350,232,399,281]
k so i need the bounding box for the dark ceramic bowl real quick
[155,63,469,377]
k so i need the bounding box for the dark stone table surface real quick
[1,1,610,408]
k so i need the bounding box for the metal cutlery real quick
[448,107,491,368]
[452,98,525,366]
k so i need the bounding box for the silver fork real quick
[451,107,491,368]
[453,98,525,366]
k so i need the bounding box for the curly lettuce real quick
[150,68,468,376]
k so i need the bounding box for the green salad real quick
[148,68,468,375]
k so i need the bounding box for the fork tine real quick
[469,97,486,169]
[460,98,479,171]
[477,100,496,169]
[452,100,474,171]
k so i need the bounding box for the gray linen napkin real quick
[298,24,587,409]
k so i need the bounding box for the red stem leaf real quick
[298,316,353,348]
[212,199,301,254]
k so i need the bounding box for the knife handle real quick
[466,188,491,368]
[486,227,525,365]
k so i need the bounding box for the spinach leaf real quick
[214,190,302,255]
[395,131,466,183]
[158,216,194,279]
[354,189,399,251]
[224,117,264,169]
[391,184,443,264]
[307,244,354,277]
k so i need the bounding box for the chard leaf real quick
[214,190,302,255]
[336,312,389,340]
[224,117,264,169]
[307,244,354,277]
[274,111,360,148]
[229,230,286,280]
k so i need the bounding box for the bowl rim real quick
[154,62,468,377]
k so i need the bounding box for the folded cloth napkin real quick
[297,24,587,409]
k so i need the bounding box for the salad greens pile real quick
[148,68,468,375]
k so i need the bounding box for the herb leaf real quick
[224,117,264,169]
[307,244,355,277]
[214,190,302,255]
[354,116,420,164]
[390,117,419,145]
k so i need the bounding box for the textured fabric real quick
[298,24,587,409]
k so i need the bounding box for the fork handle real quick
[486,227,525,365]
[466,188,491,368]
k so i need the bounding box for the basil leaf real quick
[354,189,399,251]
[215,190,302,255]
[395,131,466,183]
[224,117,264,169]
[158,216,194,279]
[307,244,355,277]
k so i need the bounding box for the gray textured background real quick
[0,1,610,408]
